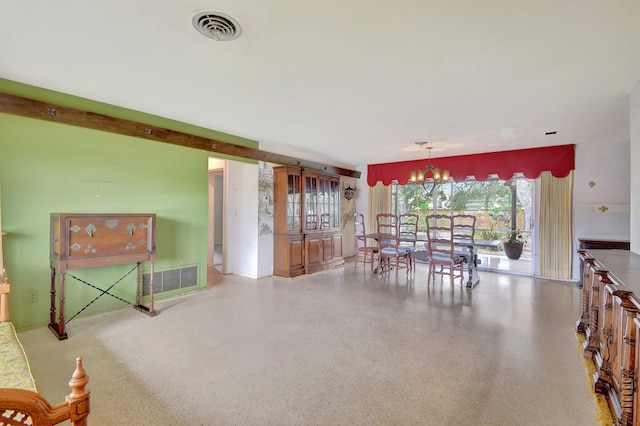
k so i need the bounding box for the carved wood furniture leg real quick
[619,295,638,426]
[135,262,141,307]
[148,261,155,315]
[48,267,68,340]
[49,266,56,326]
[576,286,590,334]
[58,273,67,339]
[49,271,68,340]
[577,249,586,288]
[594,286,614,395]
[133,261,157,316]
[576,258,594,334]
[583,272,604,358]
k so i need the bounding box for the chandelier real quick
[409,143,450,197]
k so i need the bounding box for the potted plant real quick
[503,229,525,260]
[478,221,502,251]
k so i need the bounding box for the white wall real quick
[631,80,640,253]
[572,140,631,278]
[214,174,224,245]
[208,158,225,247]
[354,165,370,229]
[225,161,260,278]
[341,175,358,258]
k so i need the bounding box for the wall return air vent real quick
[193,12,242,41]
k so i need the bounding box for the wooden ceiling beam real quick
[0,92,360,178]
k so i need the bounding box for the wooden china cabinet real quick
[273,166,344,278]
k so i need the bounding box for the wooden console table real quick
[576,249,640,425]
[49,213,156,340]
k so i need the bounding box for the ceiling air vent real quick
[193,12,242,41]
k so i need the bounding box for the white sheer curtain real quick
[538,171,573,279]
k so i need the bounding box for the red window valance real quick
[367,144,575,186]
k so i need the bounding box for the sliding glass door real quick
[392,175,534,275]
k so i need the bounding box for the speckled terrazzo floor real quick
[18,259,600,425]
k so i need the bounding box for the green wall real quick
[0,79,258,330]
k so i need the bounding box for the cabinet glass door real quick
[319,177,330,229]
[330,179,339,228]
[305,175,318,230]
[287,174,301,232]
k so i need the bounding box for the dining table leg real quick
[466,245,480,289]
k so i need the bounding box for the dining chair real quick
[452,213,476,263]
[354,213,378,271]
[376,213,412,277]
[424,214,465,286]
[399,213,419,269]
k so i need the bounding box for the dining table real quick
[365,232,492,289]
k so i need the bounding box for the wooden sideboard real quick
[577,249,640,425]
[273,166,344,278]
[49,213,156,340]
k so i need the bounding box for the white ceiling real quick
[1,1,639,170]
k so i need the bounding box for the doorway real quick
[208,167,224,274]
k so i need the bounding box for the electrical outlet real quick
[28,290,38,303]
